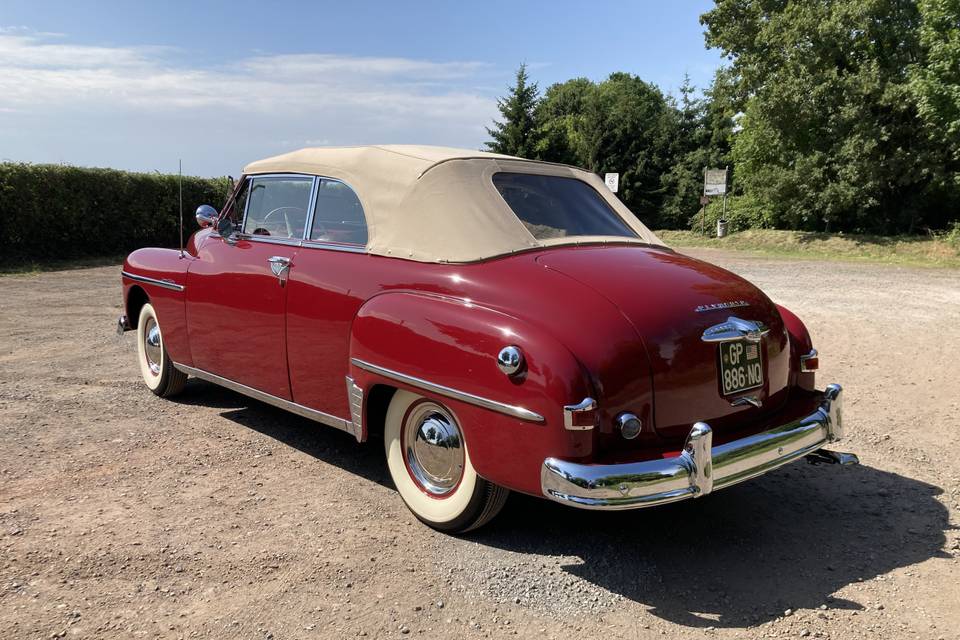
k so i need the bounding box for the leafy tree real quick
[659,72,736,229]
[911,0,960,178]
[534,77,594,166]
[702,0,959,233]
[534,73,678,225]
[485,64,542,158]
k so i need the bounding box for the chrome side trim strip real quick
[345,376,364,441]
[121,270,185,292]
[302,241,367,254]
[172,363,355,435]
[350,358,545,424]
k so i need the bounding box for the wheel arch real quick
[347,290,595,496]
[125,285,149,330]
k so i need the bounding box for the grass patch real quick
[0,255,125,275]
[657,229,960,268]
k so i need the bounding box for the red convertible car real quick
[118,145,857,532]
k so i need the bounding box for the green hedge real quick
[0,163,231,265]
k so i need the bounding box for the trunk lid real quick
[536,246,790,441]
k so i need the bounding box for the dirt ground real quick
[1,250,959,640]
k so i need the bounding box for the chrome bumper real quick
[116,314,131,335]
[541,384,855,510]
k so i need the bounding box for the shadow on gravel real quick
[472,462,952,628]
[171,379,393,489]
[169,380,952,629]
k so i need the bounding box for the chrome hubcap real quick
[143,318,162,375]
[403,402,464,496]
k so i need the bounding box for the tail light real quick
[799,349,819,372]
[563,397,598,431]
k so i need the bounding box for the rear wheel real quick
[136,302,187,397]
[384,390,508,533]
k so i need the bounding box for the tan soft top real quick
[243,145,664,263]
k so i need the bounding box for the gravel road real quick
[1,250,959,640]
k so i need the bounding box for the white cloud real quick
[0,28,501,174]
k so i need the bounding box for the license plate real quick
[718,341,764,395]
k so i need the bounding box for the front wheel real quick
[136,302,187,398]
[384,390,508,533]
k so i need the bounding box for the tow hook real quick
[805,449,860,466]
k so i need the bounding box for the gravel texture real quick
[1,250,958,639]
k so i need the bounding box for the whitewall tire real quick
[384,390,508,533]
[136,302,187,398]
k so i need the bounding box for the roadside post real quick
[704,167,729,237]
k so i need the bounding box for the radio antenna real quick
[178,159,184,258]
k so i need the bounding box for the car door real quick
[186,174,316,399]
[286,177,371,418]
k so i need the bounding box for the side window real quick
[309,179,368,246]
[241,176,313,239]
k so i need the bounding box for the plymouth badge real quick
[695,300,750,313]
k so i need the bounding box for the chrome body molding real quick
[345,376,364,441]
[701,316,770,343]
[172,363,359,440]
[302,240,367,254]
[350,358,545,424]
[541,384,851,510]
[121,270,185,292]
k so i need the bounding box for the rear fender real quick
[777,304,815,391]
[348,291,594,496]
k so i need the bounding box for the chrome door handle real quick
[268,256,291,281]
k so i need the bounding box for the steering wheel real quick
[262,206,305,238]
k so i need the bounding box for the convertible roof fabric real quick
[243,145,665,263]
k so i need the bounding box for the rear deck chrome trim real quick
[350,358,545,424]
[121,270,185,292]
[172,363,359,441]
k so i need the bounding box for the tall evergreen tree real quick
[486,64,542,158]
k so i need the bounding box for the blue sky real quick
[0,1,722,176]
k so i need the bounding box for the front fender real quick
[348,291,594,496]
[122,248,192,366]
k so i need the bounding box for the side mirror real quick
[196,204,218,228]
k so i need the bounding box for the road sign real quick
[704,168,727,196]
[604,173,619,193]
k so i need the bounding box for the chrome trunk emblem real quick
[701,316,770,344]
[695,300,749,313]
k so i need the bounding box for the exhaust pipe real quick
[806,449,859,466]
